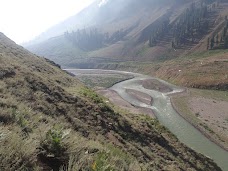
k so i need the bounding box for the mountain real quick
[25,0,228,91]
[25,0,192,65]
[0,33,223,170]
[24,0,177,46]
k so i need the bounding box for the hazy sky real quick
[0,0,95,44]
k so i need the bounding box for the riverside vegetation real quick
[0,33,223,170]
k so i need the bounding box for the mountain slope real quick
[26,0,228,68]
[25,0,193,65]
[0,33,223,170]
[25,0,228,93]
[24,0,179,46]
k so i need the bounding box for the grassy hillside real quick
[92,49,228,90]
[26,35,87,68]
[0,33,223,170]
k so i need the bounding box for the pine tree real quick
[223,27,227,38]
[220,34,223,43]
[172,41,175,49]
[224,36,228,49]
[216,34,219,46]
[210,36,214,49]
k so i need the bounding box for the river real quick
[67,69,228,171]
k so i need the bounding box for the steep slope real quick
[0,33,222,170]
[25,0,228,91]
[26,35,87,68]
[26,0,193,66]
[26,0,228,70]
[24,0,178,46]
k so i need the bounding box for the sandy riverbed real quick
[140,79,172,93]
[96,88,155,118]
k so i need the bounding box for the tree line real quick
[207,17,228,49]
[148,0,228,50]
[149,17,170,47]
[64,28,130,51]
[172,1,210,48]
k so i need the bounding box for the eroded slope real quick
[0,33,222,170]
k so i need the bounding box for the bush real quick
[80,88,103,104]
[92,152,114,171]
[11,108,32,134]
[38,127,69,170]
[40,127,67,157]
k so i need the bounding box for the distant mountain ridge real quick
[25,0,228,69]
[24,0,178,46]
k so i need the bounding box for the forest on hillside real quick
[64,26,135,51]
[63,0,228,52]
[149,0,228,50]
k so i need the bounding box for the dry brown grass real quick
[0,129,39,170]
[0,33,223,170]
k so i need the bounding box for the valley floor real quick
[96,88,155,118]
[96,72,228,151]
[73,68,228,151]
[171,89,228,151]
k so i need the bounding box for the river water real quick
[67,69,228,171]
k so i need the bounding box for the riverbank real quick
[96,88,155,118]
[137,77,228,151]
[170,89,228,151]
[99,76,228,152]
[68,69,228,170]
[140,79,172,93]
[129,76,228,151]
[88,70,228,152]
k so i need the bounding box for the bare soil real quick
[126,89,152,105]
[141,79,172,93]
[96,88,155,118]
[171,90,228,151]
[189,97,228,146]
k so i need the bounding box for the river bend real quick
[67,69,228,171]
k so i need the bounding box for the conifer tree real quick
[224,36,228,48]
[207,37,210,50]
[220,34,223,43]
[210,36,215,49]
[216,34,219,46]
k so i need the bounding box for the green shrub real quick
[40,127,67,157]
[11,108,32,134]
[92,152,115,171]
[80,88,103,104]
